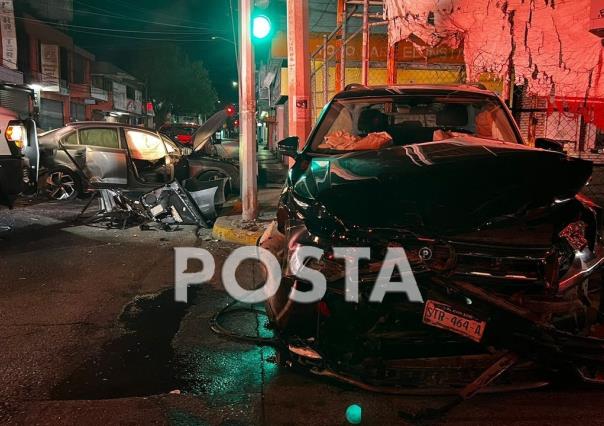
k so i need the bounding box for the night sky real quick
[71,0,240,103]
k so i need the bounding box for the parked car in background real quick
[158,123,200,146]
[37,120,239,202]
[0,107,38,208]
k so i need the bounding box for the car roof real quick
[64,121,156,132]
[332,84,498,100]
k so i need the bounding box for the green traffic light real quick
[252,15,271,39]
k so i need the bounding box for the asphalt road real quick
[1,198,604,425]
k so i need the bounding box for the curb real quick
[211,215,268,246]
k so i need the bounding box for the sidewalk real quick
[212,146,287,246]
[212,188,281,245]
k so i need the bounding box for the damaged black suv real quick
[263,85,604,393]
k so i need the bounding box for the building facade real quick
[90,61,148,127]
[0,0,33,120]
[3,0,151,130]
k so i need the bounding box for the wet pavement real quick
[2,195,604,425]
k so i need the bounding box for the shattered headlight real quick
[559,221,588,252]
[548,220,591,285]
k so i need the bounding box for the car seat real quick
[357,109,389,135]
[391,120,434,145]
[436,104,469,127]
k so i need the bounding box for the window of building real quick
[60,47,70,83]
[79,128,120,149]
[73,55,86,84]
[92,76,104,88]
[126,85,135,99]
[70,102,86,121]
[39,98,64,131]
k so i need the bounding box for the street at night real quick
[2,197,604,425]
[3,0,604,425]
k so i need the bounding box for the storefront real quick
[70,101,86,121]
[0,84,31,119]
[39,98,64,130]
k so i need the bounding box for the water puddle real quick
[51,287,194,400]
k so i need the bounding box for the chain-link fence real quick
[512,85,603,162]
[310,59,467,123]
[308,0,470,125]
[510,85,604,207]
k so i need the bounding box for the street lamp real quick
[211,35,235,45]
[232,81,238,88]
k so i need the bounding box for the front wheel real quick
[43,169,80,201]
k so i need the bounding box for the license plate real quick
[422,299,486,343]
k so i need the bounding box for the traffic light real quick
[252,0,274,43]
[225,104,236,117]
[252,15,271,40]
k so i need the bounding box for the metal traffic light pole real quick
[239,0,258,221]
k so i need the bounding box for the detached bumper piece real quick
[79,180,225,229]
[142,181,217,228]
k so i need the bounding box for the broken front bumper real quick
[266,233,604,392]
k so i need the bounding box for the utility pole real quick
[361,0,369,86]
[286,0,311,151]
[335,0,345,91]
[239,0,258,220]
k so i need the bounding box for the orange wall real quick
[271,32,464,64]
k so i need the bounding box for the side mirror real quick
[535,138,564,153]
[277,136,299,158]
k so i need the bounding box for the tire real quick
[43,169,81,201]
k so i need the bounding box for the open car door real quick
[6,118,39,195]
[123,128,173,187]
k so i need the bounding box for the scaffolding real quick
[308,0,468,123]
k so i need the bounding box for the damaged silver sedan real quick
[37,112,238,228]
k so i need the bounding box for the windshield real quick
[310,95,520,153]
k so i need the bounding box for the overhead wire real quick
[62,0,230,33]
[14,16,217,35]
[101,0,212,28]
[47,27,216,42]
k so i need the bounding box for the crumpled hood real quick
[193,110,228,152]
[293,137,593,235]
